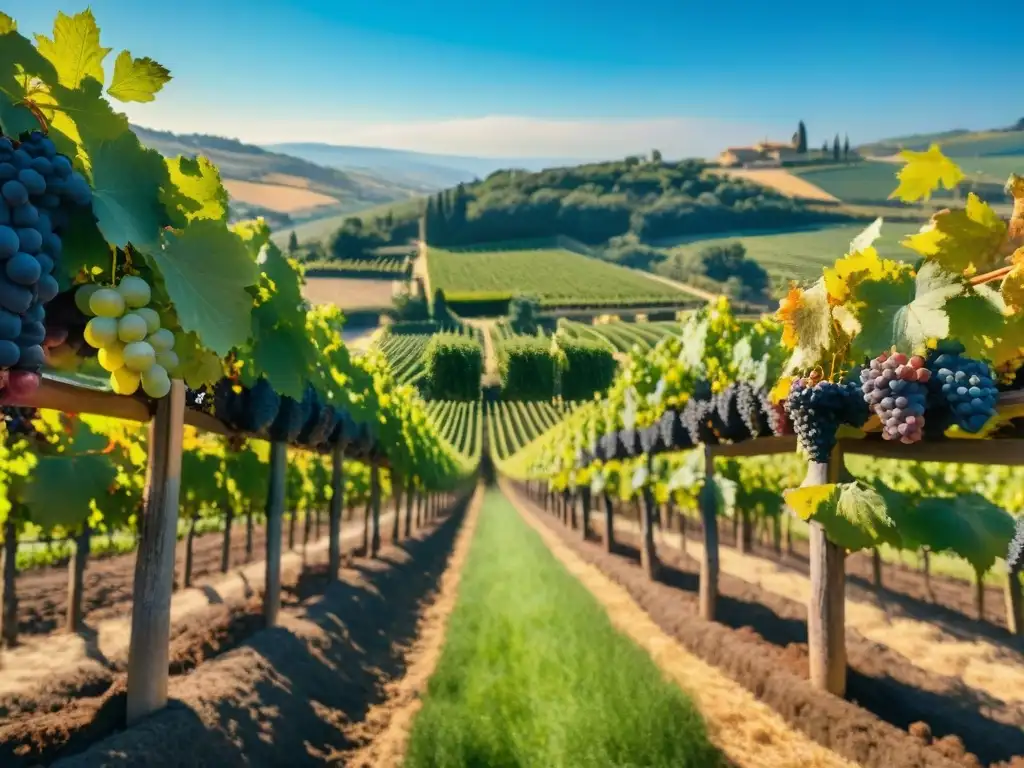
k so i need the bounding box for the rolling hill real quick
[857,125,1024,159]
[131,125,426,229]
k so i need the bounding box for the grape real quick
[16,227,41,254]
[12,203,37,227]
[24,301,44,324]
[0,276,33,314]
[135,306,160,334]
[122,340,156,372]
[89,288,126,318]
[785,378,865,462]
[34,252,54,275]
[0,340,19,367]
[860,352,929,444]
[17,320,45,347]
[17,344,44,369]
[1,180,27,206]
[75,283,100,315]
[36,274,58,303]
[84,316,119,348]
[117,313,148,343]
[713,383,753,441]
[110,367,141,395]
[98,343,124,372]
[681,397,719,444]
[0,164,14,181]
[0,225,17,257]
[17,168,45,196]
[6,370,39,400]
[0,309,21,339]
[117,275,151,308]
[759,390,791,436]
[148,328,174,352]
[736,381,771,438]
[925,350,999,434]
[43,325,67,348]
[141,364,170,398]
[6,252,41,285]
[155,349,179,372]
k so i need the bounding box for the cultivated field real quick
[667,221,922,285]
[301,276,398,310]
[428,247,694,308]
[713,168,840,202]
[788,162,912,204]
[223,179,339,213]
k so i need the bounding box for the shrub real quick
[424,335,483,400]
[559,339,617,400]
[498,337,557,400]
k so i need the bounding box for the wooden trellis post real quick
[370,463,381,557]
[263,441,286,627]
[66,525,90,631]
[639,455,659,580]
[328,445,344,579]
[404,478,415,537]
[699,444,720,621]
[804,447,847,696]
[580,486,591,541]
[1,518,17,647]
[125,380,186,725]
[603,492,615,552]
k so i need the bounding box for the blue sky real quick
[8,1,1019,158]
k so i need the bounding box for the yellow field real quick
[302,276,397,310]
[223,179,339,213]
[714,168,839,202]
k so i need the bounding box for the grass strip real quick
[404,488,722,767]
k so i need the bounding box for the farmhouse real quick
[717,140,815,168]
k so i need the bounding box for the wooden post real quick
[974,571,985,621]
[245,503,254,564]
[287,510,296,551]
[1,518,17,647]
[416,492,423,528]
[737,509,752,554]
[220,505,233,572]
[1005,571,1022,636]
[603,493,615,552]
[581,487,591,541]
[391,480,402,543]
[370,463,382,558]
[640,485,659,579]
[183,514,197,588]
[805,449,847,697]
[404,479,415,537]
[871,549,883,589]
[328,446,344,579]
[699,445,719,622]
[125,380,185,725]
[67,525,91,632]
[263,441,286,627]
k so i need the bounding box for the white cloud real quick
[124,106,783,160]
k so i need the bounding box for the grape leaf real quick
[889,144,965,203]
[784,481,899,552]
[46,80,131,165]
[789,279,832,359]
[33,10,110,90]
[174,332,224,389]
[106,50,171,103]
[148,221,258,357]
[163,156,229,225]
[901,194,1008,274]
[246,304,312,400]
[59,208,110,289]
[944,288,1008,362]
[0,13,14,34]
[849,217,884,254]
[86,130,168,252]
[23,454,117,532]
[0,21,57,114]
[899,494,1015,574]
[1001,264,1024,314]
[853,262,963,358]
[0,90,42,144]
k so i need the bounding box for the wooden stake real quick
[125,380,185,725]
[328,446,344,579]
[603,493,615,552]
[580,487,591,541]
[1005,571,1023,636]
[183,514,197,588]
[370,463,381,557]
[1,518,17,647]
[404,479,414,537]
[391,479,402,543]
[67,525,91,632]
[263,441,286,627]
[699,445,720,621]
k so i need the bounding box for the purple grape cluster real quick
[785,376,866,462]
[0,130,92,394]
[860,352,929,444]
[928,351,998,434]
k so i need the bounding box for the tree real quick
[287,231,298,254]
[843,134,850,160]
[796,121,808,153]
[822,140,829,154]
[651,149,663,164]
[833,134,841,162]
[508,295,540,335]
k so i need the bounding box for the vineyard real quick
[486,398,582,462]
[376,324,482,385]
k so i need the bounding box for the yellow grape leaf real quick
[831,304,861,338]
[34,9,111,90]
[902,194,1007,275]
[889,144,965,203]
[1002,264,1024,313]
[783,484,838,521]
[824,247,882,303]
[0,13,15,34]
[836,424,866,440]
[106,50,171,103]
[769,375,793,404]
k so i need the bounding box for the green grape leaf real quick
[853,262,963,358]
[784,480,899,552]
[900,494,1015,574]
[0,22,57,128]
[174,332,223,389]
[59,208,110,289]
[163,156,229,225]
[232,219,272,259]
[45,79,131,166]
[106,50,171,103]
[246,304,312,400]
[0,90,42,138]
[889,144,965,203]
[86,130,167,252]
[33,10,110,90]
[259,243,307,327]
[0,13,15,34]
[23,454,117,532]
[147,221,258,357]
[902,194,1008,274]
[945,288,1008,362]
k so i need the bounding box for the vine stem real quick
[969,265,1013,285]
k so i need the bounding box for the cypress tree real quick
[843,134,850,160]
[796,121,808,153]
[832,134,841,161]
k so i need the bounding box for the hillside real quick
[265,142,590,192]
[858,125,1024,159]
[131,125,425,229]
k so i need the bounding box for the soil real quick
[46,503,468,768]
[516,484,1024,768]
[11,511,370,639]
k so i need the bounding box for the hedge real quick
[560,338,617,401]
[424,334,483,400]
[498,336,557,400]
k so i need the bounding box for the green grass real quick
[428,246,694,309]
[789,161,913,204]
[404,489,720,768]
[665,221,923,286]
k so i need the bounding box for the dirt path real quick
[49,501,469,768]
[336,483,484,767]
[506,483,857,768]
[0,512,394,702]
[614,517,1024,708]
[465,318,498,377]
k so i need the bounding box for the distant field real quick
[954,155,1022,182]
[303,254,410,278]
[223,179,339,213]
[860,129,1024,158]
[558,319,686,353]
[667,221,922,286]
[428,247,693,309]
[789,162,904,204]
[301,276,397,310]
[713,168,839,202]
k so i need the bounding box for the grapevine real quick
[860,352,930,444]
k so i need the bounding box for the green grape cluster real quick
[76,276,180,398]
